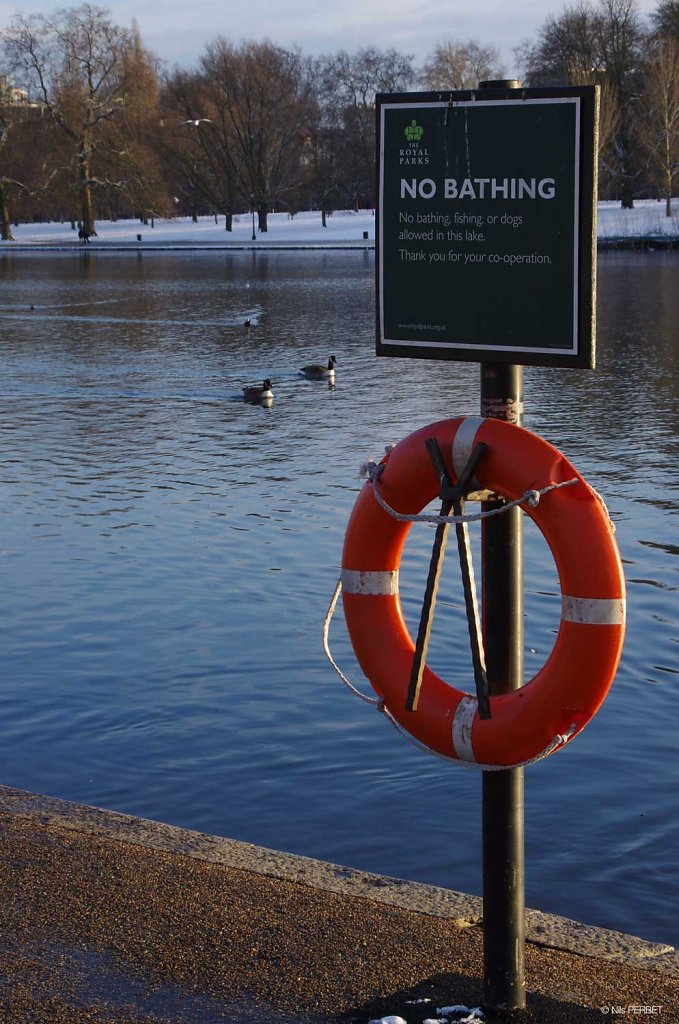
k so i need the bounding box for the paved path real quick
[0,786,676,1023]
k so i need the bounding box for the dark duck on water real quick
[300,355,336,380]
[242,379,273,402]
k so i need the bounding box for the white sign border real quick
[378,96,582,358]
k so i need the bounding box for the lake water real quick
[0,249,677,948]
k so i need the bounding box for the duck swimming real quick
[243,379,273,403]
[300,355,336,380]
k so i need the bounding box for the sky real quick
[0,0,663,76]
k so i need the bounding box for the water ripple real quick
[0,250,677,946]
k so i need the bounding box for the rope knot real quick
[525,489,541,508]
[360,444,394,481]
[359,460,379,480]
[360,460,385,482]
[376,697,387,714]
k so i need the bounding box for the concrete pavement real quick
[0,785,676,1023]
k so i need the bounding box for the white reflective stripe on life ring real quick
[341,569,399,596]
[561,596,626,625]
[452,416,485,480]
[452,694,478,763]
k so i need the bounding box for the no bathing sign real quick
[376,87,598,368]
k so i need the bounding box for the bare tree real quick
[2,4,149,235]
[330,46,415,107]
[0,75,26,239]
[517,8,618,194]
[162,66,245,230]
[638,34,679,213]
[652,0,679,38]
[598,0,646,206]
[517,2,601,84]
[0,75,63,239]
[98,22,168,223]
[319,47,415,209]
[596,78,622,182]
[303,58,345,225]
[518,0,645,206]
[420,38,505,90]
[199,40,314,231]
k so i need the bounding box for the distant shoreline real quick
[1,201,678,252]
[597,236,679,250]
[2,237,678,253]
[0,241,375,253]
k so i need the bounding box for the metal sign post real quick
[479,79,525,1014]
[480,361,525,1011]
[374,80,598,1014]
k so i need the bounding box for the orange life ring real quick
[341,416,626,768]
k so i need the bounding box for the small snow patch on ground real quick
[368,1005,484,1024]
[437,1007,484,1021]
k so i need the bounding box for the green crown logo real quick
[404,119,424,143]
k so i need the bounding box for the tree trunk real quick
[257,204,268,232]
[0,184,14,241]
[620,181,634,209]
[224,212,233,231]
[321,207,327,228]
[79,152,97,236]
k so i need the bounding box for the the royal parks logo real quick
[399,119,430,165]
[404,119,424,143]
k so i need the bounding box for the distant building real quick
[0,76,41,108]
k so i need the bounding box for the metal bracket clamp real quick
[406,439,491,719]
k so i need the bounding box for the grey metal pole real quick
[480,363,525,1012]
[478,79,526,1014]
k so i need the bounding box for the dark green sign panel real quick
[377,87,597,368]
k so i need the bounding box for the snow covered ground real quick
[597,199,679,239]
[1,199,678,247]
[2,209,377,247]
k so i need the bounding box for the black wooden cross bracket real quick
[406,438,491,720]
